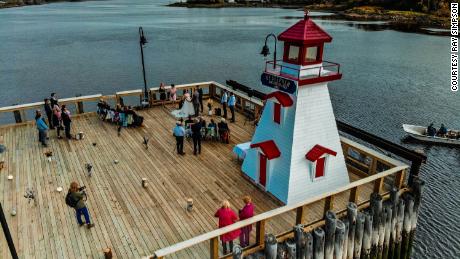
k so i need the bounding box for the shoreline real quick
[0,0,82,9]
[167,2,449,33]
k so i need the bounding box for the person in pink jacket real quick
[214,200,241,255]
[238,196,255,247]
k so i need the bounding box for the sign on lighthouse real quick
[241,12,348,204]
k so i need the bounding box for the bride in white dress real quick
[171,90,195,118]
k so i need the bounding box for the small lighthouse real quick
[241,12,349,204]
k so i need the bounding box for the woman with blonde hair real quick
[239,196,255,247]
[214,200,240,254]
[67,181,94,229]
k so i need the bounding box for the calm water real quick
[0,0,458,258]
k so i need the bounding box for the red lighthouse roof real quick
[278,14,332,44]
[250,140,281,160]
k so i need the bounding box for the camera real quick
[78,186,86,191]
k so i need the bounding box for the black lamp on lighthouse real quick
[139,27,149,106]
[260,33,277,69]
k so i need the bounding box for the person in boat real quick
[214,200,240,255]
[239,196,255,248]
[437,124,447,137]
[35,110,49,147]
[427,123,436,137]
[68,182,95,229]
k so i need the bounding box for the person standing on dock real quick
[198,86,204,113]
[221,91,228,119]
[52,103,63,139]
[67,182,95,229]
[238,196,254,247]
[44,98,54,129]
[193,88,200,116]
[228,93,236,123]
[173,121,185,155]
[35,110,49,147]
[191,118,202,155]
[50,93,58,107]
[61,105,72,139]
[214,200,240,255]
[169,84,177,102]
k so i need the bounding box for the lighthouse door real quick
[259,153,267,187]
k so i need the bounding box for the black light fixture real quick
[261,33,277,69]
[139,27,149,106]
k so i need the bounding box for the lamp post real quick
[260,33,277,69]
[139,27,149,106]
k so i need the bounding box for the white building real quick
[241,13,349,204]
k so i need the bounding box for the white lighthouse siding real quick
[241,92,297,203]
[287,83,349,204]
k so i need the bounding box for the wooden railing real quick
[0,81,264,126]
[150,164,409,259]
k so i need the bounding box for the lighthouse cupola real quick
[278,11,330,67]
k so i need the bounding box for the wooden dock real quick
[0,82,412,259]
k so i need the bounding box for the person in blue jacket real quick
[35,110,49,147]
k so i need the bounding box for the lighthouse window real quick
[305,46,318,62]
[288,45,300,61]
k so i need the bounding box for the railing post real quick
[349,186,359,204]
[296,206,305,225]
[324,195,335,216]
[369,158,378,175]
[395,169,406,189]
[76,101,84,114]
[210,236,219,259]
[373,177,384,194]
[13,110,23,123]
[256,220,266,246]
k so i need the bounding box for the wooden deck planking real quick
[0,105,381,258]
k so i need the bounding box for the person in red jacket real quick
[238,196,255,247]
[214,200,241,255]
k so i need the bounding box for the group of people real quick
[214,196,255,254]
[35,93,73,146]
[173,116,230,155]
[97,100,144,131]
[220,91,236,123]
[426,123,456,138]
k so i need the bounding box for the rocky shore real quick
[0,0,81,9]
[168,2,450,32]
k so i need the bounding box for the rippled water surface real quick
[0,0,458,258]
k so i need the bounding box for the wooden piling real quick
[264,234,277,259]
[313,228,325,259]
[382,205,392,259]
[342,221,349,259]
[401,195,414,259]
[362,212,373,259]
[334,220,346,259]
[394,199,405,259]
[346,202,358,259]
[407,179,425,259]
[353,212,365,259]
[324,211,337,259]
[304,232,313,259]
[376,206,387,259]
[232,245,243,259]
[286,238,296,259]
[294,225,305,259]
[389,187,399,258]
[370,193,382,258]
